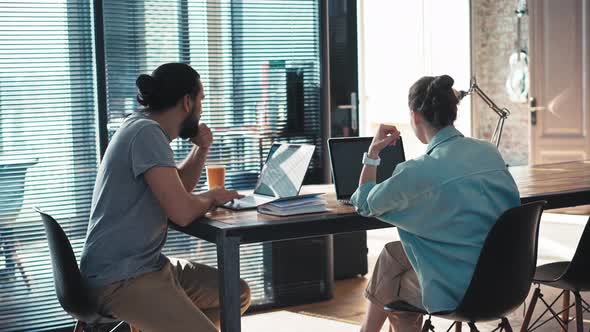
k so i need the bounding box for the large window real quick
[0,1,98,331]
[0,0,322,331]
[104,0,322,187]
[358,0,471,159]
[102,0,322,309]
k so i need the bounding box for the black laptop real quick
[328,137,406,205]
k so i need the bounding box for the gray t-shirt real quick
[80,112,176,288]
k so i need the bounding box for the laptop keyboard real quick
[236,196,257,204]
[224,195,271,209]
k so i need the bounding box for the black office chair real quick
[384,201,547,332]
[36,207,139,332]
[0,225,30,290]
[0,161,38,291]
[520,216,590,332]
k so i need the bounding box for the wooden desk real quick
[511,160,590,209]
[173,160,590,332]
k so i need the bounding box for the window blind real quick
[0,1,322,330]
[102,0,322,309]
[0,1,98,331]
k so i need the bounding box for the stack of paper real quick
[257,195,328,217]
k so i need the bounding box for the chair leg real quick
[574,291,583,332]
[455,321,462,332]
[73,321,85,332]
[520,287,541,332]
[501,318,513,332]
[421,316,434,332]
[14,255,31,290]
[562,290,570,332]
[468,322,479,332]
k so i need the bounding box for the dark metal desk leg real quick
[217,234,241,332]
[324,235,335,298]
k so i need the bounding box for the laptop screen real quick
[253,143,315,198]
[328,137,406,200]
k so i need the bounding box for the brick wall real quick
[472,0,530,166]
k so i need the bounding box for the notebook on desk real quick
[328,137,406,205]
[257,194,327,216]
[222,143,316,211]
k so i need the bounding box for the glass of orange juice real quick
[206,165,226,189]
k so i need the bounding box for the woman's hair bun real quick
[136,74,158,107]
[430,75,454,90]
[408,74,458,129]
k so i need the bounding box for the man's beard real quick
[179,106,200,139]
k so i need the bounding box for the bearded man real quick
[80,63,251,332]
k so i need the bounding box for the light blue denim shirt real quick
[351,126,520,313]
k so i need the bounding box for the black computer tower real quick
[265,235,334,306]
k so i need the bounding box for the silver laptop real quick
[222,143,316,211]
[328,137,406,205]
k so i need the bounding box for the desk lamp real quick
[458,77,510,148]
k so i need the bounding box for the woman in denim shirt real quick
[352,75,520,332]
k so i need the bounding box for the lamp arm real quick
[470,83,510,118]
[462,78,511,148]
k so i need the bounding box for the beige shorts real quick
[96,256,251,332]
[365,241,423,309]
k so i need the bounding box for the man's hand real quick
[190,123,213,149]
[203,188,244,207]
[368,124,400,158]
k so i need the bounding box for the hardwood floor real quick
[250,211,590,331]
[287,275,371,325]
